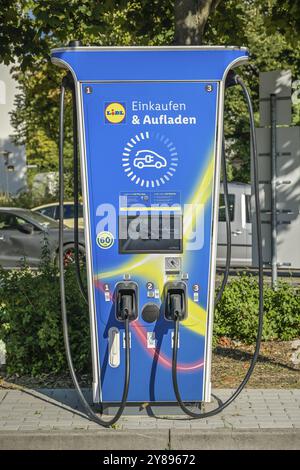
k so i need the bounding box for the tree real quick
[1,0,300,184]
[203,0,300,181]
[174,0,222,45]
[267,0,300,39]
[4,1,174,173]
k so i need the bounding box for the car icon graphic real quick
[133,150,167,169]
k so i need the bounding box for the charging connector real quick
[116,282,138,322]
[164,282,187,321]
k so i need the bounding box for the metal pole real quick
[270,93,277,288]
[5,167,9,200]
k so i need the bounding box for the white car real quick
[217,182,252,267]
[32,202,84,229]
[133,150,167,169]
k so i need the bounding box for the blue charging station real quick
[52,46,262,425]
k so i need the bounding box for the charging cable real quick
[59,76,131,427]
[172,73,264,418]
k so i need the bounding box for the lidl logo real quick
[96,231,114,249]
[105,102,126,124]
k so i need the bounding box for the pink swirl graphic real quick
[95,280,204,372]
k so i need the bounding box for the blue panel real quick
[52,47,248,81]
[82,81,218,402]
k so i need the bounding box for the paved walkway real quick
[0,388,299,449]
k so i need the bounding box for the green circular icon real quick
[96,231,114,249]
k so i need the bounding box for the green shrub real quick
[0,261,90,376]
[214,274,300,344]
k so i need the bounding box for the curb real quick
[0,430,170,450]
[170,429,300,450]
[0,428,299,450]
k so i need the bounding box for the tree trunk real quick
[174,0,222,45]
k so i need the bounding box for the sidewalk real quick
[0,388,299,449]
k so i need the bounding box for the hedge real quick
[214,275,300,343]
[0,262,90,376]
[0,263,299,376]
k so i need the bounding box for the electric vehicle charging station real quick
[52,46,263,426]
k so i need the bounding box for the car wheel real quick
[55,244,86,267]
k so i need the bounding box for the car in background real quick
[32,202,84,229]
[0,207,85,269]
[30,182,252,269]
[217,182,252,267]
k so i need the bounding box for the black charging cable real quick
[172,73,264,418]
[71,85,89,303]
[215,70,241,305]
[59,77,131,427]
[215,138,231,305]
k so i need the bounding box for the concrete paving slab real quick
[0,388,300,449]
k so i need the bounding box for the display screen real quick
[119,214,182,254]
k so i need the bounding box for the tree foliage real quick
[1,1,175,175]
[266,0,300,40]
[205,0,300,180]
[1,0,300,183]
